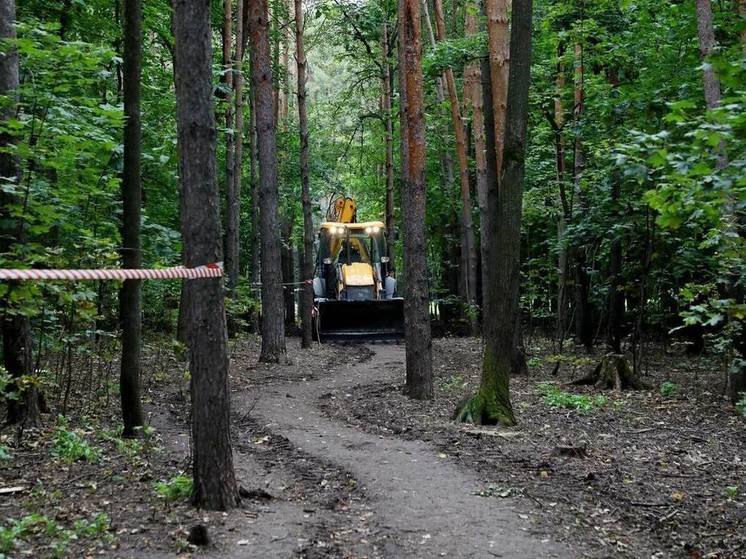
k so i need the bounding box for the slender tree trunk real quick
[295,0,313,348]
[250,0,287,362]
[381,20,396,258]
[572,41,593,352]
[120,0,144,437]
[400,0,433,399]
[249,87,260,287]
[484,0,509,177]
[223,0,235,275]
[554,53,570,353]
[226,0,247,294]
[173,0,239,510]
[465,4,488,306]
[432,0,478,334]
[606,173,623,354]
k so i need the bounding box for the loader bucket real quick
[316,299,405,342]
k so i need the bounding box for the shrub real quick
[660,381,679,398]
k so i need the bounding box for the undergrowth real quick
[538,383,607,413]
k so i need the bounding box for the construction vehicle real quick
[312,196,404,341]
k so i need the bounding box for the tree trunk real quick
[226,0,247,294]
[250,0,287,362]
[572,41,593,352]
[484,0,509,177]
[432,0,478,335]
[0,0,41,428]
[553,52,570,356]
[456,0,532,425]
[223,0,235,282]
[381,20,396,259]
[465,5,488,307]
[606,173,623,354]
[399,0,433,399]
[295,0,314,348]
[249,87,260,286]
[120,0,145,437]
[173,0,239,510]
[695,1,728,165]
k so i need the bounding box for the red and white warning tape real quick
[0,263,223,281]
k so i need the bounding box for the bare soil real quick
[1,335,743,558]
[320,337,746,558]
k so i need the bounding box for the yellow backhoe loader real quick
[312,196,404,341]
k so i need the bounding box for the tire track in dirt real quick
[245,343,570,558]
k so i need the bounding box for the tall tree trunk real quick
[381,19,396,259]
[456,0,532,425]
[120,0,144,437]
[223,0,235,277]
[173,0,239,510]
[0,0,41,427]
[250,0,287,362]
[226,0,247,294]
[295,0,313,348]
[696,0,728,173]
[572,41,593,352]
[432,0,478,334]
[554,54,570,353]
[465,3,488,306]
[484,0,509,177]
[400,0,433,399]
[606,173,623,354]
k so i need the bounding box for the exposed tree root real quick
[571,353,648,390]
[453,389,516,426]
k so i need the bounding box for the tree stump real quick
[571,353,648,390]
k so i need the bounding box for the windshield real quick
[317,229,386,266]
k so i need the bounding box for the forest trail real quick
[237,344,568,558]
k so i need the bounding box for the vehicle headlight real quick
[365,227,372,234]
[372,226,380,234]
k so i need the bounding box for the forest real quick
[0,0,744,557]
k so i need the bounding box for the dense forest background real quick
[2,0,742,388]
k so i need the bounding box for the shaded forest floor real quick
[0,335,743,558]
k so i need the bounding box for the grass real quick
[538,383,607,413]
[52,417,99,464]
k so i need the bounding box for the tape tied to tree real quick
[0,263,223,281]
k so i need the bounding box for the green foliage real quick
[0,445,11,462]
[538,383,608,413]
[660,381,679,398]
[724,486,739,500]
[52,417,99,464]
[155,474,193,502]
[0,512,112,558]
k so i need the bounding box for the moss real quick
[454,346,516,426]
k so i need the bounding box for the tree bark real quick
[553,54,570,353]
[484,0,509,177]
[381,19,396,259]
[465,3,488,306]
[457,0,532,424]
[295,0,314,348]
[222,0,236,285]
[432,0,478,334]
[399,0,433,399]
[250,0,287,362]
[226,0,247,294]
[119,0,145,437]
[606,173,623,354]
[0,0,41,427]
[572,41,593,352]
[173,0,239,510]
[281,216,295,330]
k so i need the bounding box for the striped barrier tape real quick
[0,263,223,281]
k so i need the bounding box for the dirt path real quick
[238,343,568,558]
